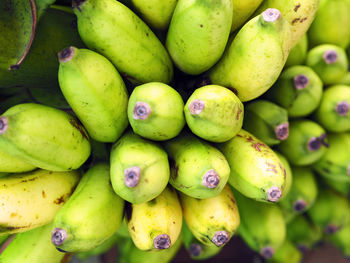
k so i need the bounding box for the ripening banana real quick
[285,33,308,67]
[110,132,170,204]
[58,47,129,143]
[326,222,350,258]
[266,239,302,263]
[166,0,232,75]
[180,184,240,248]
[234,189,286,259]
[265,65,323,118]
[51,163,124,252]
[0,147,36,173]
[0,169,80,235]
[243,100,289,146]
[314,85,350,133]
[208,8,292,102]
[126,187,182,251]
[163,132,230,199]
[230,0,264,32]
[274,152,292,200]
[72,0,173,84]
[0,103,91,171]
[184,85,244,143]
[217,129,286,202]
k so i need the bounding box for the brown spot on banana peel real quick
[42,190,46,198]
[336,101,349,116]
[212,231,229,247]
[265,162,278,174]
[189,100,205,115]
[294,4,301,12]
[261,246,274,259]
[51,228,67,246]
[153,234,171,249]
[202,169,220,189]
[275,123,289,141]
[294,74,309,90]
[133,102,151,120]
[0,116,8,134]
[69,118,88,140]
[252,142,267,152]
[54,195,65,205]
[124,166,141,188]
[236,108,242,120]
[189,243,202,257]
[323,50,338,64]
[267,186,282,202]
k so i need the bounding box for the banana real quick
[337,72,350,86]
[234,189,286,259]
[279,166,318,219]
[72,0,173,84]
[314,85,350,133]
[313,133,350,182]
[184,85,244,143]
[180,184,240,247]
[306,44,348,85]
[254,0,319,47]
[51,163,124,252]
[285,33,308,67]
[266,239,302,263]
[58,47,129,143]
[308,0,350,49]
[110,132,169,204]
[230,0,264,32]
[0,103,91,171]
[0,235,9,246]
[163,132,230,199]
[278,119,328,166]
[217,129,286,202]
[243,100,289,146]
[0,147,36,173]
[326,222,350,258]
[307,188,350,235]
[126,186,182,251]
[274,152,292,200]
[127,82,185,141]
[0,169,80,235]
[166,0,232,75]
[0,222,66,263]
[286,214,322,251]
[208,8,292,102]
[265,65,323,118]
[322,176,350,196]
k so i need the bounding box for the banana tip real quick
[294,74,309,90]
[202,169,220,189]
[275,122,289,140]
[307,137,322,151]
[124,166,141,188]
[133,102,151,120]
[154,234,171,249]
[297,244,308,253]
[189,99,205,115]
[72,0,86,9]
[324,224,339,234]
[212,231,229,247]
[267,186,282,202]
[51,228,67,246]
[260,246,274,259]
[323,50,338,64]
[262,8,281,22]
[58,47,75,63]
[336,101,349,116]
[189,243,202,257]
[0,116,8,134]
[293,199,307,212]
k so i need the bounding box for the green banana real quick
[308,0,350,49]
[217,129,286,202]
[285,34,308,67]
[127,82,185,141]
[184,85,244,143]
[110,132,169,204]
[279,166,318,219]
[278,119,328,166]
[72,0,173,84]
[326,222,350,257]
[51,163,124,252]
[314,85,350,133]
[322,176,350,196]
[163,132,230,199]
[0,169,80,235]
[286,214,322,251]
[254,0,319,47]
[265,65,323,118]
[308,188,350,234]
[126,186,182,251]
[275,152,292,200]
[0,147,36,173]
[208,8,292,102]
[180,185,240,247]
[58,47,129,143]
[234,189,286,259]
[243,100,289,146]
[267,239,302,263]
[337,72,350,86]
[166,0,232,75]
[230,0,264,32]
[0,235,9,246]
[313,133,350,182]
[0,222,66,263]
[0,103,91,171]
[130,0,177,30]
[306,44,348,85]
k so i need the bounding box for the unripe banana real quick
[110,132,169,204]
[0,169,80,235]
[326,222,350,258]
[285,34,308,67]
[314,85,350,133]
[180,185,240,247]
[51,163,124,252]
[322,176,350,196]
[166,0,232,75]
[0,103,91,171]
[163,132,230,199]
[275,152,292,200]
[278,119,328,166]
[308,188,350,235]
[234,189,286,259]
[267,239,302,263]
[243,100,289,146]
[0,222,66,263]
[254,0,319,47]
[209,8,292,102]
[306,45,348,85]
[72,0,173,84]
[126,186,182,251]
[337,72,350,86]
[0,235,9,246]
[184,85,244,143]
[265,65,323,118]
[127,82,185,141]
[217,129,286,202]
[130,0,177,30]
[0,147,36,173]
[58,47,129,143]
[308,0,350,49]
[230,0,264,32]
